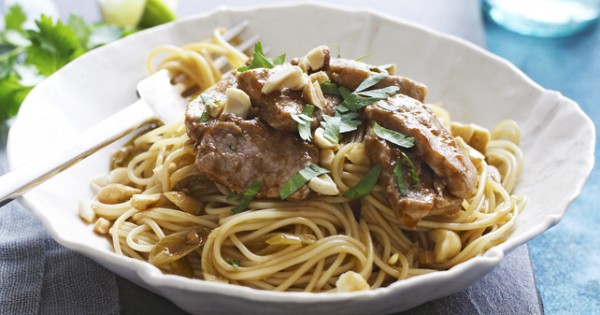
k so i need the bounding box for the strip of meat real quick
[237,66,305,132]
[365,94,477,199]
[185,73,238,142]
[326,58,427,102]
[194,114,319,200]
[364,135,462,227]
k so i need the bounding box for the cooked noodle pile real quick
[80,29,526,292]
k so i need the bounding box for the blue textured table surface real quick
[486,18,600,314]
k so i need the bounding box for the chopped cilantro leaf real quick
[393,158,408,197]
[225,258,241,268]
[401,152,419,186]
[279,164,329,200]
[237,41,285,72]
[232,180,262,214]
[372,122,415,148]
[343,164,381,200]
[320,82,341,96]
[320,115,341,144]
[355,72,387,93]
[292,104,315,141]
[227,192,241,202]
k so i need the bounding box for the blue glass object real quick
[484,0,600,37]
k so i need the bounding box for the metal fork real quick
[0,22,257,207]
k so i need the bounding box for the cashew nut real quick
[314,127,339,150]
[428,229,462,263]
[336,271,370,292]
[93,217,111,235]
[320,149,335,169]
[130,193,162,210]
[223,87,251,118]
[261,66,308,94]
[308,174,339,196]
[303,80,326,109]
[97,183,141,204]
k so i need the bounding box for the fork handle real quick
[0,99,157,207]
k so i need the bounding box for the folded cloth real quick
[0,201,120,315]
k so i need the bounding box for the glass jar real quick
[483,0,600,37]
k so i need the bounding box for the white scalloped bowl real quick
[6,3,595,314]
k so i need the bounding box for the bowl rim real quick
[6,0,596,305]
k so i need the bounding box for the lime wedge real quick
[98,0,146,28]
[137,0,176,29]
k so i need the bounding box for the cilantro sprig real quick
[237,41,285,72]
[0,4,128,122]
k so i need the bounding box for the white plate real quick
[6,2,595,314]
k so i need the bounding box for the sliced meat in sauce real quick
[365,94,478,199]
[194,114,319,200]
[326,58,428,102]
[237,66,305,132]
[364,135,462,227]
[185,73,238,142]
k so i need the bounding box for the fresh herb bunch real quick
[0,4,127,122]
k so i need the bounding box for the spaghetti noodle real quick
[80,29,526,292]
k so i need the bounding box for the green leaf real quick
[26,15,83,76]
[232,180,263,214]
[68,15,92,48]
[354,53,372,62]
[393,158,408,197]
[272,53,286,66]
[320,82,341,96]
[354,72,387,93]
[320,115,341,144]
[338,86,352,99]
[292,104,315,141]
[227,192,241,202]
[238,41,286,72]
[4,30,31,47]
[343,164,382,200]
[341,93,383,111]
[5,4,27,32]
[393,153,420,197]
[357,86,399,99]
[196,108,209,123]
[334,109,360,133]
[225,258,241,269]
[279,164,329,200]
[372,122,415,149]
[370,64,396,74]
[0,74,33,121]
[401,152,419,186]
[0,53,17,79]
[238,41,273,71]
[87,24,123,49]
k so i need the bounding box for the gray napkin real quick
[0,1,542,314]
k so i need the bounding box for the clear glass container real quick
[484,0,600,37]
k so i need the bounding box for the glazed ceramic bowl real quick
[6,3,595,314]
